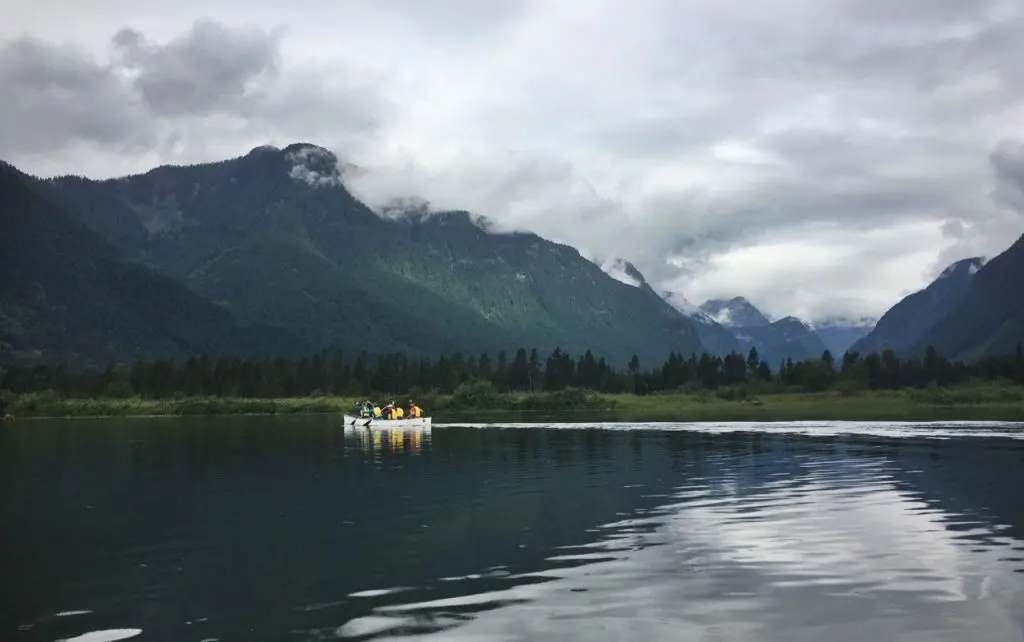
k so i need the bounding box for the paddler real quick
[408,400,422,418]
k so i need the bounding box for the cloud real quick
[0,36,156,155]
[284,144,343,188]
[110,20,285,117]
[932,138,1024,271]
[991,139,1024,212]
[0,18,389,174]
[3,0,1024,321]
[674,219,951,321]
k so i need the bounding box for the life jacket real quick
[410,405,421,417]
[372,405,382,418]
[395,407,404,419]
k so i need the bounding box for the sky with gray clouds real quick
[3,0,1023,323]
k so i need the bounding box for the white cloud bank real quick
[2,0,1023,321]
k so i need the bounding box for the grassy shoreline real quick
[4,384,1024,422]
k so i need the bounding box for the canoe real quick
[343,414,432,429]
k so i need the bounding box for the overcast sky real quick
[3,0,1023,322]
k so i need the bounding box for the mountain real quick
[600,257,647,289]
[596,259,741,356]
[658,290,743,356]
[734,317,831,366]
[699,297,771,328]
[641,283,830,363]
[0,162,306,367]
[811,318,876,357]
[909,238,1024,360]
[849,257,985,356]
[608,281,833,363]
[693,296,828,363]
[31,144,704,366]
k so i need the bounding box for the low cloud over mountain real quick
[3,0,1023,323]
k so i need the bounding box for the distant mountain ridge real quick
[690,295,831,364]
[735,316,831,367]
[909,243,1024,360]
[7,137,1018,369]
[599,263,836,364]
[849,257,985,356]
[659,289,744,356]
[699,297,772,328]
[811,317,876,357]
[11,143,705,366]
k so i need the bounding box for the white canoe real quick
[343,414,432,429]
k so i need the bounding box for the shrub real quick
[835,379,864,396]
[446,378,510,411]
[519,387,606,411]
[714,385,748,401]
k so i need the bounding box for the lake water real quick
[3,417,1024,642]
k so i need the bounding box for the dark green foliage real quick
[445,378,511,411]
[32,145,704,365]
[0,163,308,367]
[518,387,606,411]
[4,343,1023,403]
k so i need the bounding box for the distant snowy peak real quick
[698,296,771,328]
[600,257,646,288]
[774,316,815,334]
[660,290,718,325]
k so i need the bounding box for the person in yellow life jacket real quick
[372,403,382,418]
[408,400,422,418]
[394,405,404,419]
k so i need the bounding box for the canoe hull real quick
[343,414,432,429]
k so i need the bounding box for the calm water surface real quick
[3,417,1024,641]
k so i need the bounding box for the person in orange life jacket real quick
[407,400,422,418]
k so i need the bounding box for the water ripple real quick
[438,420,1024,440]
[5,419,1023,642]
[338,440,1024,641]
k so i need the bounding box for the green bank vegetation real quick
[3,378,1024,422]
[3,344,1024,421]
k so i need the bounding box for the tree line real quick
[2,344,1023,399]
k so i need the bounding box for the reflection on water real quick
[344,427,431,457]
[2,417,1023,641]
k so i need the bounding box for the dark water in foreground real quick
[3,418,1024,642]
